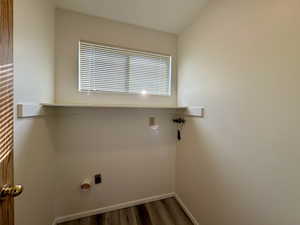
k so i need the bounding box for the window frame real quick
[78,41,172,97]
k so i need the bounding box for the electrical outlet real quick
[95,174,102,184]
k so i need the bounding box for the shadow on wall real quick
[14,116,56,225]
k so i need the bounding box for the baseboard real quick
[53,192,175,224]
[175,194,199,225]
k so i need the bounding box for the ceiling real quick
[55,0,208,34]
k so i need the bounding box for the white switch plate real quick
[17,103,44,118]
[185,107,205,117]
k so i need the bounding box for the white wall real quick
[14,0,55,225]
[55,9,177,107]
[54,108,177,216]
[54,9,178,217]
[176,0,300,225]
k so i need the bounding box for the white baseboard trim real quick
[175,194,199,225]
[53,192,175,225]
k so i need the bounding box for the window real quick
[79,41,172,96]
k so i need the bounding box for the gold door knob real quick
[0,184,23,200]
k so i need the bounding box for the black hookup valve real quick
[173,118,185,141]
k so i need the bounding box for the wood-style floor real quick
[59,197,193,225]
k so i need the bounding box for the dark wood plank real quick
[58,198,194,225]
[127,207,139,225]
[145,202,162,225]
[79,216,97,225]
[111,210,120,225]
[96,214,105,225]
[119,208,129,225]
[152,200,175,225]
[103,211,113,225]
[59,220,80,225]
[132,206,143,225]
[136,204,152,225]
[163,198,194,225]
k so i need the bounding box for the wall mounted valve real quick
[173,117,185,141]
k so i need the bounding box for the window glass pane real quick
[128,55,170,95]
[79,42,171,96]
[93,50,128,92]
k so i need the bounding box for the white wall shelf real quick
[41,103,187,110]
[17,103,205,118]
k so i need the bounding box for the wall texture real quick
[54,9,178,217]
[55,8,177,106]
[14,0,55,225]
[176,0,300,225]
[54,108,177,217]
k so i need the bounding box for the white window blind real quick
[79,42,172,96]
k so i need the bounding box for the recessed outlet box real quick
[95,174,102,184]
